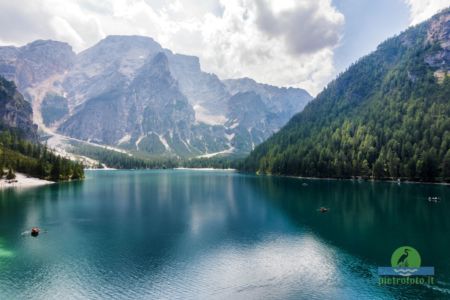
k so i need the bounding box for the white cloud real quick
[255,0,344,55]
[50,17,85,48]
[200,0,343,94]
[0,0,345,95]
[404,0,449,25]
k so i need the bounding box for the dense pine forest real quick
[0,129,84,181]
[181,156,243,169]
[242,10,450,182]
[72,142,178,169]
[72,141,243,170]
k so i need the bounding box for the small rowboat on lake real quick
[31,227,40,237]
[319,207,329,213]
[428,197,441,203]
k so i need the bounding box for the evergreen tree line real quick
[73,144,179,169]
[72,142,244,170]
[181,156,243,169]
[242,21,450,182]
[0,130,84,181]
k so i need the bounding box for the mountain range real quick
[242,8,450,182]
[0,36,312,158]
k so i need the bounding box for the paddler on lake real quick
[319,207,329,213]
[31,227,40,237]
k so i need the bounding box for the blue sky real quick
[333,0,410,72]
[0,0,447,95]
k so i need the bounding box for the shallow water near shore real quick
[0,170,449,299]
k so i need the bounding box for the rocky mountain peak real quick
[131,52,174,90]
[72,35,163,81]
[169,53,201,72]
[0,40,75,91]
[21,39,74,55]
[100,35,160,47]
[149,52,170,71]
[79,35,162,61]
[0,76,37,139]
[0,35,313,157]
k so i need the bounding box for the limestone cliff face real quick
[0,40,75,91]
[0,76,37,140]
[0,36,312,157]
[223,78,312,152]
[424,8,450,84]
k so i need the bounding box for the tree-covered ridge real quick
[71,141,243,170]
[242,9,450,182]
[0,130,84,181]
[71,142,178,169]
[0,75,83,181]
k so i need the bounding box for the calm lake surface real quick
[0,170,449,299]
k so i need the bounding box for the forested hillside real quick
[0,76,84,181]
[71,141,243,170]
[0,130,84,180]
[242,9,450,182]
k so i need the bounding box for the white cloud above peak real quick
[404,0,449,25]
[0,0,345,95]
[255,0,344,55]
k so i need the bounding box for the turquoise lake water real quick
[0,170,449,299]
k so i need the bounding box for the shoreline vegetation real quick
[0,129,84,182]
[86,166,450,186]
[279,174,450,186]
[72,142,244,170]
[0,172,54,189]
[78,140,450,184]
[174,167,236,171]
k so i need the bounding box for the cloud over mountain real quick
[404,0,449,25]
[0,0,345,95]
[255,0,344,55]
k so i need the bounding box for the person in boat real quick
[31,227,40,237]
[428,196,441,203]
[319,207,329,213]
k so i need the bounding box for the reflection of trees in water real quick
[246,176,450,266]
[1,172,449,296]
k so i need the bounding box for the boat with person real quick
[319,207,329,213]
[31,227,40,237]
[428,197,441,203]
